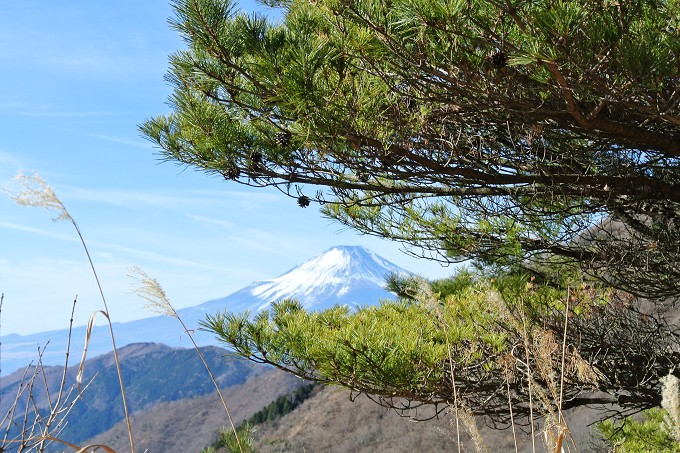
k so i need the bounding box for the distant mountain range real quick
[0,246,606,452]
[82,349,604,453]
[1,246,405,375]
[0,342,303,452]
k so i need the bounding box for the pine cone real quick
[489,51,509,69]
[297,195,310,208]
[225,167,241,180]
[248,152,264,171]
[275,131,292,147]
[356,171,369,183]
[250,152,263,164]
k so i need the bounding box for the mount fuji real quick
[1,246,406,375]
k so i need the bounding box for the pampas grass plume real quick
[661,372,680,443]
[128,266,177,318]
[6,171,72,222]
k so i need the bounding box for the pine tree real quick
[143,0,680,434]
[201,271,680,426]
[142,0,680,298]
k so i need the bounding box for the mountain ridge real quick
[0,341,299,451]
[1,245,405,375]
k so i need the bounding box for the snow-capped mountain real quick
[1,246,405,375]
[196,245,405,314]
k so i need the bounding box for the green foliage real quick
[144,0,680,298]
[145,0,680,436]
[204,277,506,393]
[201,270,628,422]
[248,384,317,425]
[219,422,257,453]
[598,408,680,453]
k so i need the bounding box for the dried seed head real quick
[533,329,559,381]
[7,171,72,222]
[128,266,177,318]
[568,349,601,386]
[498,353,517,380]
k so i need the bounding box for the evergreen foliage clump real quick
[143,0,680,299]
[598,408,680,453]
[144,0,680,444]
[202,270,680,424]
[247,384,317,425]
[219,423,256,453]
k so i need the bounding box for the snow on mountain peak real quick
[284,245,400,281]
[225,245,407,313]
[0,246,409,374]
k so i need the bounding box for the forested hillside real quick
[0,343,279,449]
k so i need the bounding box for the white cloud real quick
[0,221,77,243]
[82,133,155,149]
[58,186,281,210]
[0,102,121,118]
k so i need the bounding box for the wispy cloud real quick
[0,221,77,243]
[82,133,154,149]
[58,186,281,210]
[59,187,212,209]
[0,149,24,168]
[0,102,121,118]
[87,239,237,272]
[0,219,234,273]
[188,215,236,230]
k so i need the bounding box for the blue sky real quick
[0,1,453,336]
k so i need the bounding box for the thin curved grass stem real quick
[177,316,244,453]
[72,220,135,453]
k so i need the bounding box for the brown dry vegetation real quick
[85,368,304,452]
[87,373,611,452]
[247,387,609,453]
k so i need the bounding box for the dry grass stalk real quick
[661,373,680,443]
[0,298,97,452]
[557,294,569,427]
[6,171,135,452]
[77,310,109,389]
[438,284,496,452]
[447,345,462,453]
[128,266,244,453]
[499,353,520,453]
[505,280,603,453]
[518,309,537,453]
[422,278,462,453]
[530,287,592,453]
[554,294,573,453]
[458,404,489,453]
[410,276,494,452]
